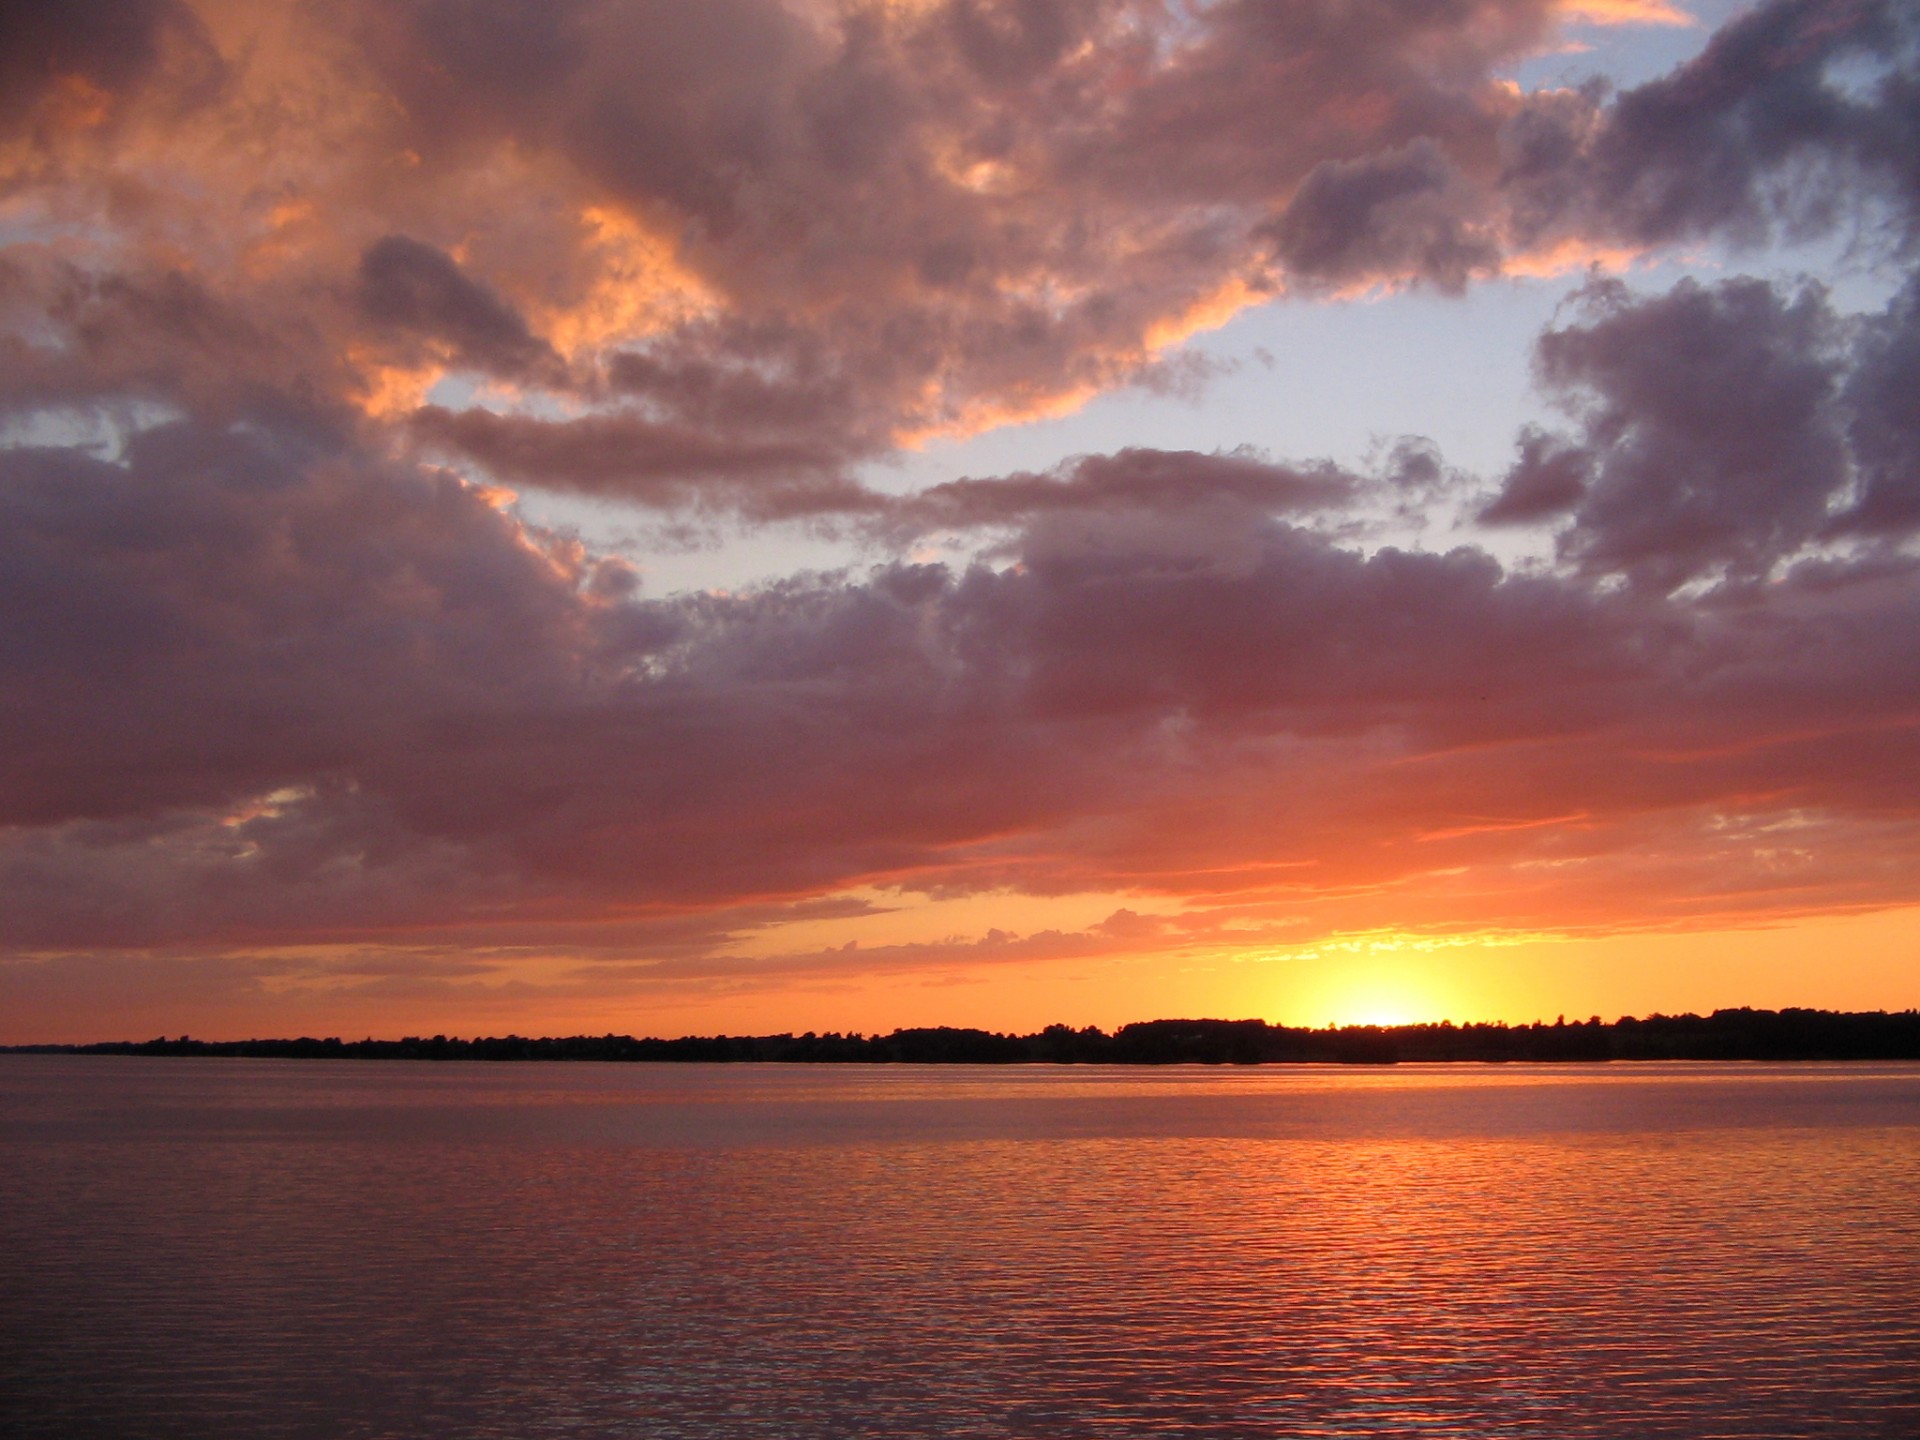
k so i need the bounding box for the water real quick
[2,1058,1916,1439]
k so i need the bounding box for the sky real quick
[2,0,1918,1042]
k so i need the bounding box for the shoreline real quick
[8,1008,1919,1065]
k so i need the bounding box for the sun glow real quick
[1298,966,1454,1028]
[540,207,718,361]
[1266,930,1545,1028]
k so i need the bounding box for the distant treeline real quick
[9,1008,1920,1064]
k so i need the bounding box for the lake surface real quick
[3,1058,1916,1439]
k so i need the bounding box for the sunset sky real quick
[3,0,1918,1041]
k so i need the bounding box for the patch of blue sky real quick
[1511,2,1735,96]
[2,402,182,460]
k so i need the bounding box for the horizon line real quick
[7,1006,1912,1067]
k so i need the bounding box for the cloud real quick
[0,0,223,140]
[1479,426,1595,526]
[0,420,599,831]
[1839,269,1920,532]
[356,236,558,379]
[4,397,1919,984]
[1558,1,1696,24]
[407,404,865,513]
[1478,269,1920,587]
[1516,0,1920,253]
[1267,140,1502,295]
[0,254,346,429]
[13,0,1911,514]
[877,447,1356,540]
[1482,275,1851,588]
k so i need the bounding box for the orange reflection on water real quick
[6,1058,1917,1436]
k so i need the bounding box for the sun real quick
[1324,989,1428,1028]
[1273,938,1474,1028]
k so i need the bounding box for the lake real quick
[2,1057,1916,1438]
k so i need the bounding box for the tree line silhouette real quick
[9,1008,1920,1064]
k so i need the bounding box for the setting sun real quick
[1272,939,1472,1028]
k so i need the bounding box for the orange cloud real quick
[1557,0,1696,25]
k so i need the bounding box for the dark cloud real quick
[1480,269,1920,587]
[1838,269,1920,532]
[604,320,871,446]
[0,420,596,830]
[0,255,343,428]
[1479,426,1593,525]
[407,405,867,514]
[0,0,222,138]
[1268,140,1501,294]
[5,405,1920,973]
[882,448,1355,539]
[1490,276,1849,589]
[357,236,557,379]
[1519,0,1920,252]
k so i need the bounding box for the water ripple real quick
[2,1058,1916,1438]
